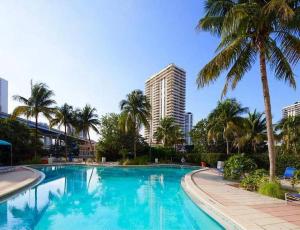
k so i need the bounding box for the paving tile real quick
[188,169,300,230]
[262,222,300,230]
[283,215,300,222]
[289,221,300,226]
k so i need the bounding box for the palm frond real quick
[222,42,256,97]
[263,0,295,22]
[12,95,29,104]
[12,106,32,118]
[197,16,224,35]
[267,39,296,88]
[197,37,247,88]
[280,33,300,65]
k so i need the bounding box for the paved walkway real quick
[0,166,42,199]
[183,169,300,230]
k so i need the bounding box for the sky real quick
[0,0,299,140]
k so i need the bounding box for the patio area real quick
[0,166,42,200]
[183,169,300,230]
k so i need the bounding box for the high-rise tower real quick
[184,112,193,145]
[0,78,8,114]
[145,64,186,144]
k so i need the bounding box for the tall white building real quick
[145,64,186,144]
[184,112,193,145]
[0,78,8,113]
[282,101,300,118]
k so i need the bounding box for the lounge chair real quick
[0,166,15,173]
[285,193,300,204]
[283,167,296,180]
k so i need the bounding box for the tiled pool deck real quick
[183,169,300,230]
[0,166,43,200]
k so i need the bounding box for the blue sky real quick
[1,0,299,139]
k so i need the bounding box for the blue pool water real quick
[0,165,224,230]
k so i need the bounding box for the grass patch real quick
[258,180,285,199]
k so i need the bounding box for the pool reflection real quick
[0,166,98,229]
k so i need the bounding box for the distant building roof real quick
[145,63,186,83]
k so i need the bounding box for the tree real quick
[120,90,151,158]
[97,113,127,160]
[234,110,266,153]
[276,116,300,154]
[50,103,74,159]
[76,104,100,151]
[0,119,37,164]
[207,99,248,155]
[154,117,183,147]
[12,82,56,159]
[190,119,209,153]
[197,0,300,180]
[245,110,266,153]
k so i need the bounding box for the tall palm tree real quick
[120,90,151,158]
[154,117,183,147]
[234,110,266,153]
[13,82,56,159]
[76,105,100,152]
[207,99,248,155]
[50,103,74,159]
[197,0,299,180]
[276,116,300,154]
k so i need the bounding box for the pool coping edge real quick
[181,169,245,230]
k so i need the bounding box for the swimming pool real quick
[0,165,224,230]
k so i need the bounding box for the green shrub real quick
[0,119,39,164]
[249,153,269,170]
[22,156,42,165]
[118,149,129,160]
[151,147,175,161]
[201,153,225,167]
[186,153,202,164]
[224,154,257,180]
[276,154,300,175]
[122,155,149,165]
[240,169,268,191]
[258,180,284,199]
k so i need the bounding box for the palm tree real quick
[76,105,100,152]
[13,82,56,159]
[120,90,151,158]
[276,116,300,154]
[50,103,74,159]
[234,110,266,153]
[154,117,183,147]
[197,0,299,180]
[207,99,248,155]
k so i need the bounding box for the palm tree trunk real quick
[35,115,38,159]
[64,124,68,161]
[226,138,230,155]
[133,125,137,159]
[253,142,257,154]
[259,49,276,181]
[287,133,290,152]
